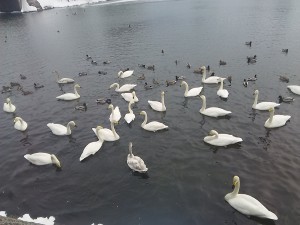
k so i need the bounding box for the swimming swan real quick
[92,122,120,141]
[217,78,229,98]
[121,91,139,102]
[287,85,300,95]
[3,98,16,113]
[199,95,231,117]
[148,91,166,112]
[201,66,221,84]
[124,101,135,124]
[127,142,148,173]
[47,121,76,136]
[224,176,278,220]
[110,83,136,92]
[24,153,61,168]
[56,84,81,101]
[252,90,280,110]
[264,107,291,128]
[108,104,121,124]
[80,126,104,161]
[140,111,168,132]
[180,81,203,97]
[118,70,134,78]
[14,117,28,131]
[204,130,242,146]
[53,70,74,84]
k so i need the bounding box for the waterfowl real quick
[247,58,257,64]
[13,117,28,131]
[144,82,153,90]
[204,130,242,146]
[264,107,291,128]
[138,64,146,68]
[175,60,178,65]
[78,72,87,76]
[98,71,107,75]
[207,65,210,72]
[137,74,145,80]
[227,76,232,86]
[140,111,168,132]
[279,75,289,83]
[110,83,136,92]
[47,121,76,136]
[180,81,203,97]
[56,84,81,101]
[278,95,294,103]
[127,142,148,173]
[1,86,11,93]
[219,60,227,65]
[201,66,221,84]
[10,82,21,87]
[193,68,202,74]
[34,83,44,88]
[152,78,160,85]
[282,49,288,53]
[75,102,87,111]
[20,74,27,79]
[247,74,257,81]
[80,126,103,161]
[186,63,191,69]
[20,87,33,96]
[92,122,120,141]
[91,60,97,65]
[161,49,164,54]
[247,55,257,61]
[3,98,16,113]
[217,78,229,99]
[147,65,155,70]
[243,79,248,87]
[103,60,111,65]
[166,80,176,86]
[109,104,121,124]
[24,153,61,168]
[96,98,111,104]
[53,71,75,84]
[199,95,231,117]
[225,176,278,220]
[252,90,280,110]
[287,85,300,95]
[245,41,252,46]
[121,91,139,103]
[124,101,135,124]
[175,75,186,81]
[118,70,134,78]
[148,91,166,112]
[86,54,92,60]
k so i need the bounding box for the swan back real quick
[3,98,16,112]
[287,85,300,95]
[14,117,28,131]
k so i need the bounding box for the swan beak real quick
[232,180,238,189]
[231,184,235,189]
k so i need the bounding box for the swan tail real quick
[266,210,278,220]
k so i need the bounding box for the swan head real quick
[68,121,77,128]
[109,83,118,89]
[50,154,61,168]
[268,107,275,112]
[199,95,206,101]
[108,104,114,110]
[74,84,81,89]
[253,90,259,95]
[13,117,22,123]
[161,91,165,96]
[232,175,240,189]
[117,71,123,77]
[200,66,206,70]
[140,111,146,116]
[180,81,187,87]
[209,130,219,136]
[6,98,11,103]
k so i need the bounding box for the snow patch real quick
[0,211,7,217]
[21,0,38,12]
[18,214,55,225]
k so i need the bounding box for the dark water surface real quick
[1,0,300,224]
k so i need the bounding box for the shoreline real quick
[0,215,41,225]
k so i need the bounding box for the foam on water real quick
[37,0,107,9]
[0,211,7,217]
[18,214,55,225]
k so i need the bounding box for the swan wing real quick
[127,155,148,172]
[3,103,16,112]
[254,102,280,110]
[109,107,121,123]
[202,107,231,117]
[14,121,28,131]
[187,87,203,97]
[99,128,120,141]
[80,140,103,161]
[121,70,134,78]
[287,85,300,95]
[121,93,133,102]
[119,84,136,92]
[57,78,74,84]
[217,89,229,98]
[47,123,67,135]
[148,101,165,111]
[144,121,168,131]
[203,76,221,84]
[24,153,52,165]
[56,93,78,101]
[124,113,135,124]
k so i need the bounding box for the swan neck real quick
[183,82,189,95]
[202,70,206,81]
[161,93,165,108]
[66,123,72,135]
[200,98,206,112]
[253,93,258,106]
[128,102,133,113]
[219,79,224,90]
[142,113,147,127]
[232,181,240,197]
[110,106,115,117]
[129,145,133,157]
[269,110,274,122]
[74,86,79,97]
[110,122,117,137]
[115,84,120,91]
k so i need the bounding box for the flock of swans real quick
[3,60,300,221]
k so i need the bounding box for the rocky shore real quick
[0,216,41,225]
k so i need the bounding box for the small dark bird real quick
[153,78,160,85]
[175,75,186,81]
[282,49,288,53]
[19,87,33,95]
[187,63,191,69]
[144,82,153,90]
[245,41,252,47]
[103,60,111,65]
[147,65,155,71]
[1,86,12,93]
[20,74,27,80]
[161,49,164,54]
[34,83,44,88]
[75,102,87,111]
[10,82,21,87]
[98,71,107,75]
[243,79,248,87]
[175,60,178,65]
[96,98,111,104]
[279,75,289,83]
[227,76,232,86]
[137,74,145,80]
[138,64,146,68]
[207,65,210,72]
[210,72,215,76]
[278,95,294,103]
[86,54,92,60]
[91,60,97,65]
[247,74,257,81]
[79,72,88,76]
[219,60,226,66]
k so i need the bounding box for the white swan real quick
[80,126,103,161]
[217,78,229,98]
[92,122,120,141]
[204,130,242,146]
[56,84,81,101]
[264,107,291,128]
[53,70,74,84]
[109,104,121,124]
[287,85,300,95]
[127,142,148,173]
[124,101,135,124]
[121,91,139,102]
[140,111,168,132]
[199,95,231,117]
[47,121,76,136]
[110,83,136,92]
[180,81,203,97]
[252,90,280,110]
[3,98,16,113]
[225,176,278,220]
[201,66,221,84]
[14,117,28,131]
[24,153,61,168]
[118,70,134,78]
[148,91,166,112]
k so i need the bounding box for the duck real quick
[92,122,120,141]
[47,121,76,136]
[278,95,294,103]
[219,60,227,65]
[118,70,134,78]
[152,78,160,85]
[138,64,146,68]
[98,71,107,75]
[217,78,229,99]
[193,68,202,74]
[247,55,257,61]
[204,130,242,147]
[175,60,178,65]
[56,84,81,101]
[53,71,75,84]
[201,66,221,84]
[148,91,166,112]
[144,82,153,90]
[86,54,92,60]
[91,60,97,65]
[140,111,168,132]
[78,72,87,76]
[80,126,103,161]
[110,83,136,92]
[264,107,291,128]
[20,87,33,96]
[166,80,177,86]
[252,90,280,110]
[186,63,191,69]
[225,176,278,220]
[34,83,44,88]
[279,75,289,83]
[207,65,210,72]
[13,117,28,131]
[245,41,252,46]
[10,82,21,87]
[1,86,12,93]
[287,85,300,95]
[103,60,111,65]
[121,91,139,103]
[20,74,27,79]
[247,74,257,81]
[282,49,288,53]
[137,74,145,80]
[147,65,155,70]
[108,104,121,124]
[75,102,87,111]
[199,95,231,117]
[96,98,112,104]
[3,98,16,113]
[124,101,135,124]
[227,76,232,86]
[24,153,61,168]
[127,142,148,173]
[247,57,257,64]
[243,79,248,87]
[180,81,203,97]
[175,75,186,81]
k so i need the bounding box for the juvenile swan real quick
[127,142,148,173]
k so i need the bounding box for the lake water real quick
[1,0,300,224]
